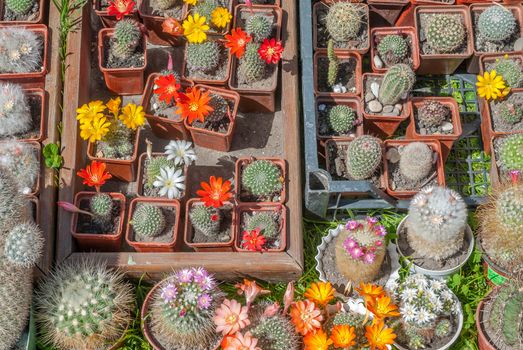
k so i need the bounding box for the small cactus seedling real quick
[377,34,408,66]
[246,14,272,42]
[378,64,416,105]
[498,100,523,125]
[5,0,36,15]
[0,82,32,137]
[478,5,517,43]
[110,19,142,60]
[238,42,267,84]
[325,2,363,43]
[493,56,523,89]
[0,27,43,74]
[417,100,449,128]
[131,203,166,238]
[327,39,338,87]
[399,142,434,182]
[186,41,221,73]
[241,159,283,198]
[189,204,222,237]
[328,105,356,134]
[0,140,39,194]
[498,134,523,173]
[346,135,382,180]
[425,14,465,54]
[406,186,468,261]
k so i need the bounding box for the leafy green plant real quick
[42,143,63,170]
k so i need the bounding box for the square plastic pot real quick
[313,51,362,97]
[138,0,187,45]
[370,26,420,73]
[368,0,409,26]
[479,52,523,93]
[315,96,364,145]
[92,0,141,28]
[235,157,287,204]
[181,37,232,86]
[20,88,46,142]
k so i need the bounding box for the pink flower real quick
[192,267,209,283]
[510,170,521,184]
[343,237,357,251]
[375,225,387,237]
[177,268,193,283]
[263,302,280,317]
[363,252,376,264]
[160,283,178,303]
[350,246,364,259]
[283,281,295,314]
[367,216,379,226]
[198,293,212,309]
[214,299,250,335]
[375,240,383,247]
[223,331,261,350]
[346,220,360,230]
[235,279,270,307]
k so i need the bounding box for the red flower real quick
[196,176,233,208]
[242,229,266,252]
[77,160,112,192]
[107,0,135,20]
[258,38,284,64]
[154,74,181,105]
[225,28,252,58]
[162,17,183,36]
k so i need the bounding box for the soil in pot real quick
[417,12,469,56]
[76,197,122,234]
[103,36,145,69]
[184,41,229,82]
[317,102,362,138]
[1,1,40,21]
[489,92,523,133]
[190,203,233,244]
[129,206,178,244]
[316,56,358,94]
[190,93,233,134]
[472,7,521,54]
[239,208,283,250]
[373,31,416,70]
[141,156,186,198]
[0,92,42,141]
[412,101,455,135]
[364,76,406,117]
[141,0,184,18]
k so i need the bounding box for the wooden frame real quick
[56,1,303,282]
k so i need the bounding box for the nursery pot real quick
[476,300,496,350]
[71,191,126,252]
[184,198,236,252]
[234,202,288,253]
[415,5,474,75]
[23,88,46,142]
[477,236,512,287]
[313,51,363,97]
[92,0,140,28]
[98,28,147,95]
[395,0,456,27]
[315,96,364,144]
[370,26,421,73]
[235,157,287,204]
[368,0,409,26]
[87,128,141,182]
[182,39,232,86]
[125,197,181,252]
[184,85,239,152]
[0,0,45,24]
[28,196,39,224]
[138,0,187,45]
[396,216,475,278]
[383,139,446,199]
[479,52,523,93]
[406,97,462,161]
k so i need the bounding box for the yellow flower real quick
[79,116,110,143]
[183,13,209,43]
[184,0,198,4]
[76,100,106,124]
[106,97,121,118]
[119,103,145,130]
[211,7,232,29]
[304,281,335,307]
[476,70,511,101]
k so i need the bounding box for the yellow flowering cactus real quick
[120,103,145,130]
[211,7,232,29]
[476,70,511,101]
[183,13,209,43]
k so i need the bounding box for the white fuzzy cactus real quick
[0,83,32,137]
[0,27,43,74]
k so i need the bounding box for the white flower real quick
[402,288,417,302]
[153,167,185,199]
[401,303,418,323]
[165,140,197,166]
[430,296,443,313]
[416,307,435,325]
[441,290,454,302]
[430,279,444,291]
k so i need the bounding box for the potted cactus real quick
[491,133,523,186]
[480,53,523,92]
[0,0,45,23]
[0,140,41,196]
[187,0,234,36]
[182,37,232,85]
[98,19,148,95]
[92,0,139,28]
[485,92,523,137]
[235,157,286,204]
[396,186,475,277]
[316,96,364,142]
[370,26,421,73]
[139,0,187,45]
[362,64,415,138]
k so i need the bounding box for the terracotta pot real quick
[125,197,181,252]
[181,38,232,86]
[228,4,282,113]
[313,51,362,97]
[476,300,496,350]
[312,2,370,55]
[184,198,236,252]
[457,0,499,4]
[479,52,523,93]
[370,26,420,73]
[383,139,446,199]
[22,88,46,142]
[92,0,141,27]
[315,96,364,145]
[71,191,126,252]
[467,4,523,74]
[138,0,187,46]
[415,5,473,75]
[368,0,409,26]
[234,202,287,252]
[141,73,191,140]
[0,0,45,24]
[361,73,411,138]
[87,128,141,182]
[184,85,239,152]
[98,28,147,95]
[406,97,462,161]
[28,195,39,224]
[235,157,287,204]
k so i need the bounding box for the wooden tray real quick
[56,1,303,282]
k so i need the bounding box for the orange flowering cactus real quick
[225,28,252,58]
[76,160,112,192]
[176,87,214,124]
[196,176,233,208]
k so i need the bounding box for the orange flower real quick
[235,279,270,306]
[154,74,181,105]
[330,324,356,348]
[289,300,323,336]
[176,87,214,124]
[107,0,135,20]
[225,28,252,58]
[365,320,396,350]
[76,160,112,192]
[196,176,233,208]
[366,295,400,322]
[304,281,335,307]
[162,17,183,36]
[356,282,385,304]
[304,329,333,350]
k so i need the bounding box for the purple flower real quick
[350,246,364,259]
[343,237,357,252]
[375,225,387,237]
[366,216,379,226]
[197,293,212,309]
[177,269,194,283]
[200,275,216,291]
[160,283,178,303]
[346,220,360,231]
[192,267,209,284]
[363,252,376,264]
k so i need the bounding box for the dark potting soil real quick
[373,32,415,69]
[317,57,358,94]
[481,295,515,350]
[489,93,523,133]
[240,209,283,250]
[397,222,471,271]
[186,43,228,82]
[493,137,518,186]
[191,94,234,134]
[76,198,121,234]
[418,13,469,56]
[239,162,284,203]
[326,141,384,188]
[2,1,40,21]
[143,0,184,18]
[0,95,42,141]
[387,146,438,192]
[130,206,178,244]
[105,37,145,69]
[142,157,186,198]
[191,204,233,244]
[317,102,361,137]
[413,105,454,135]
[486,58,523,89]
[473,9,520,53]
[315,4,369,51]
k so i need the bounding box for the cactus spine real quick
[246,14,272,42]
[238,42,266,84]
[346,135,382,180]
[478,5,517,42]
[486,281,523,348]
[425,14,465,53]
[241,160,283,197]
[327,39,339,87]
[417,100,449,128]
[399,142,434,182]
[378,64,415,105]
[152,0,178,11]
[0,82,32,137]
[325,2,362,42]
[494,57,523,89]
[146,156,176,187]
[0,27,43,74]
[206,93,228,123]
[328,105,356,134]
[498,101,522,125]
[131,204,166,238]
[89,192,114,227]
[245,212,278,238]
[186,41,221,73]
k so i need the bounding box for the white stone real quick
[383,105,394,113]
[368,100,383,113]
[373,55,384,69]
[318,104,326,112]
[394,104,403,112]
[514,37,523,52]
[386,148,401,163]
[333,84,343,93]
[441,122,454,132]
[370,82,380,98]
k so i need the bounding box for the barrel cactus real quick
[378,64,416,105]
[246,14,272,42]
[89,192,114,227]
[498,101,522,125]
[498,134,523,172]
[98,121,134,159]
[206,93,228,123]
[399,142,434,182]
[131,204,166,238]
[328,105,356,133]
[327,39,338,87]
[189,203,221,237]
[238,42,266,84]
[4,222,43,268]
[0,82,32,137]
[325,2,362,42]
[0,27,43,74]
[193,0,218,20]
[493,56,523,88]
[478,5,517,42]
[241,160,283,198]
[346,135,382,180]
[249,302,300,350]
[377,34,408,65]
[186,41,221,73]
[5,0,35,15]
[245,212,278,238]
[152,0,178,11]
[111,19,142,60]
[417,100,449,128]
[425,14,465,54]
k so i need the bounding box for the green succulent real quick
[328,105,356,133]
[425,14,465,53]
[377,34,408,65]
[499,134,523,172]
[245,212,278,238]
[478,5,517,42]
[5,0,35,15]
[498,101,522,125]
[241,160,283,198]
[186,41,221,73]
[325,2,362,42]
[189,204,221,237]
[346,135,382,180]
[131,204,166,238]
[246,14,272,41]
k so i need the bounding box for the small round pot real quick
[476,238,512,287]
[476,298,496,350]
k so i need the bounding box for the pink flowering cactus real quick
[342,217,386,265]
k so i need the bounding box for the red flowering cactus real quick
[225,28,252,58]
[153,74,181,105]
[258,38,284,64]
[242,228,266,252]
[107,0,136,20]
[76,160,112,192]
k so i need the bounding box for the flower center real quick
[301,312,312,322]
[165,179,173,187]
[226,313,238,324]
[116,1,127,11]
[267,47,275,56]
[238,39,245,47]
[189,102,199,112]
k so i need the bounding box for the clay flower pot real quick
[235,157,287,204]
[184,198,236,252]
[383,139,446,199]
[98,27,147,95]
[87,128,141,182]
[92,0,140,28]
[316,96,364,144]
[313,51,362,97]
[71,191,126,252]
[367,0,409,26]
[184,85,240,152]
[181,38,232,86]
[370,26,420,72]
[234,202,287,253]
[125,197,181,252]
[476,299,496,350]
[415,5,473,75]
[0,0,45,24]
[396,0,456,27]
[138,0,187,46]
[479,52,523,93]
[406,97,462,161]
[228,4,282,113]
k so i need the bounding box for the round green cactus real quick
[250,312,299,350]
[325,2,362,42]
[152,0,178,11]
[478,5,516,42]
[146,156,176,187]
[498,101,522,125]
[496,185,523,230]
[5,0,35,15]
[189,204,221,236]
[346,135,382,180]
[425,14,465,53]
[499,134,523,172]
[246,14,272,41]
[377,34,408,65]
[131,204,166,238]
[378,63,416,105]
[186,41,221,73]
[328,105,356,134]
[193,0,217,20]
[206,93,228,123]
[494,57,523,89]
[90,193,114,221]
[245,212,278,238]
[435,319,453,338]
[418,100,449,127]
[399,142,433,182]
[4,222,43,268]
[112,19,142,59]
[238,42,266,83]
[241,160,283,197]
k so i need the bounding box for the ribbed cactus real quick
[418,100,449,128]
[377,34,408,65]
[499,134,523,172]
[478,5,516,42]
[36,260,134,350]
[238,42,266,84]
[327,39,338,87]
[5,0,35,15]
[241,160,283,197]
[498,101,522,125]
[407,186,468,261]
[0,27,43,74]
[4,222,43,268]
[152,0,178,11]
[399,142,434,182]
[111,19,142,60]
[487,281,523,347]
[246,14,272,42]
[0,83,32,137]
[250,305,300,350]
[494,57,523,88]
[245,212,278,238]
[189,204,221,237]
[146,156,176,187]
[425,14,465,54]
[325,2,362,42]
[89,193,114,227]
[206,93,228,123]
[186,41,221,73]
[378,64,415,105]
[346,135,382,180]
[131,204,166,238]
[328,105,356,133]
[193,0,217,20]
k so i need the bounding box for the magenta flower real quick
[363,252,376,264]
[366,216,379,226]
[177,268,194,283]
[346,220,360,230]
[192,267,209,284]
[179,309,186,317]
[375,225,387,237]
[197,293,212,309]
[343,237,357,252]
[200,275,216,291]
[350,246,364,259]
[160,283,178,303]
[375,240,383,247]
[510,170,521,184]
